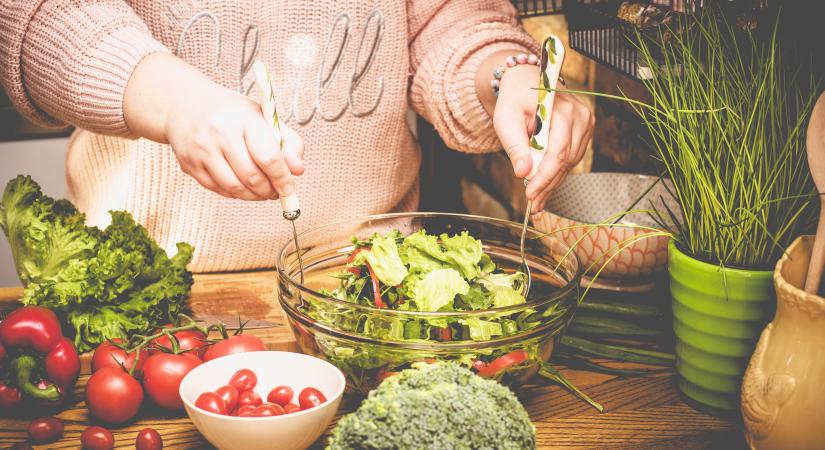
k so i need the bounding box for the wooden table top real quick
[0,271,746,449]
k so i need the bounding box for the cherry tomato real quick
[86,366,144,424]
[135,428,163,450]
[81,426,114,450]
[202,334,265,362]
[266,385,293,406]
[195,391,227,415]
[152,327,208,359]
[283,403,301,414]
[142,353,201,409]
[298,387,327,410]
[228,368,257,392]
[27,416,63,443]
[253,403,284,417]
[0,383,22,407]
[91,339,149,374]
[215,385,239,413]
[238,390,262,408]
[235,405,256,416]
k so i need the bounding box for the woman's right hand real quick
[125,53,304,201]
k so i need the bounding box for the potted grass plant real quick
[554,4,819,413]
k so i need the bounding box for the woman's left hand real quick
[492,63,594,213]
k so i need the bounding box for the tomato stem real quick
[121,314,226,368]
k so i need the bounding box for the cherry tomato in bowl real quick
[216,385,239,413]
[267,385,293,406]
[298,387,327,410]
[228,368,257,392]
[194,392,227,415]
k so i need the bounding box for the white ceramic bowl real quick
[179,351,345,450]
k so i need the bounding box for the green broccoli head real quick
[328,362,536,450]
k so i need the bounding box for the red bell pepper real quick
[0,306,80,406]
[474,349,529,378]
[347,247,387,308]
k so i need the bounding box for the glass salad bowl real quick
[276,213,582,395]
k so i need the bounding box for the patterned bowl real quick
[532,172,680,281]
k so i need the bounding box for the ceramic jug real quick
[741,236,825,450]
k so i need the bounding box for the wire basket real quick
[511,0,564,17]
[567,0,768,81]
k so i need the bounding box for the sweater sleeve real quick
[0,0,169,136]
[408,0,540,153]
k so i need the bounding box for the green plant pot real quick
[668,241,775,413]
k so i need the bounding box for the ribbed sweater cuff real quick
[80,27,168,137]
[412,24,540,153]
[19,0,168,137]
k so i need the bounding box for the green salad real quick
[292,229,576,394]
[321,229,529,340]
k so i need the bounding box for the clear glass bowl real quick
[276,213,582,395]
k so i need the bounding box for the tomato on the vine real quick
[92,339,149,374]
[142,353,201,409]
[202,334,265,362]
[298,387,326,410]
[85,367,144,424]
[151,326,208,359]
[228,368,257,392]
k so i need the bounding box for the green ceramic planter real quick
[668,241,775,412]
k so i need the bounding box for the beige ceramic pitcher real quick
[741,236,825,450]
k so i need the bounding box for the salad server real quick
[519,35,566,298]
[252,61,305,283]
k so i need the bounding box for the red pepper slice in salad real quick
[474,350,529,378]
[346,247,386,308]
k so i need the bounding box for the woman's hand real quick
[483,59,594,213]
[125,53,304,201]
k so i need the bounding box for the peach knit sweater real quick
[0,0,539,272]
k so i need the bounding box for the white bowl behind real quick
[179,351,345,450]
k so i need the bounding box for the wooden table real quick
[0,272,745,449]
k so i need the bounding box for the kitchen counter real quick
[0,271,745,449]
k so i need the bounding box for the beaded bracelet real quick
[491,52,566,97]
[492,53,539,97]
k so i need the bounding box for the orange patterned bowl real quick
[533,173,679,282]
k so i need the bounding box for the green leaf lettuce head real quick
[0,175,194,352]
[327,362,536,450]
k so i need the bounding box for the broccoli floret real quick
[328,362,536,450]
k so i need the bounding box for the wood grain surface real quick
[0,271,746,449]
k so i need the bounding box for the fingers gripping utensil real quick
[519,35,565,298]
[253,61,305,284]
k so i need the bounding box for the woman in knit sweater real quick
[0,1,593,272]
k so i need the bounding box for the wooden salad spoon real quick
[803,92,825,294]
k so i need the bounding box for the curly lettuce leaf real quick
[410,268,468,312]
[0,176,194,352]
[364,233,408,286]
